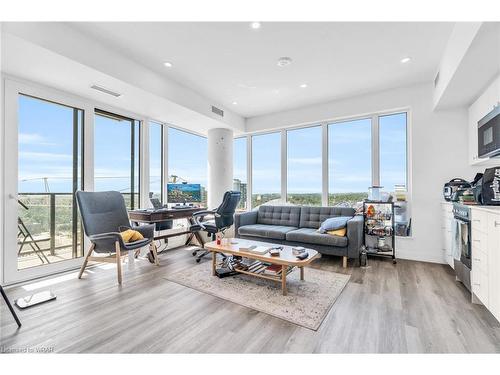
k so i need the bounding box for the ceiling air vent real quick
[211,106,224,117]
[90,85,122,98]
[434,72,440,88]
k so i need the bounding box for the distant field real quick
[251,192,367,207]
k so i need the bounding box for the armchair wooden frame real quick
[78,241,159,284]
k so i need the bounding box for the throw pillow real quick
[120,229,144,243]
[327,228,347,237]
[318,216,351,234]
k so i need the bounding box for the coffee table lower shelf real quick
[211,254,304,296]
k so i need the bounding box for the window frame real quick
[241,108,411,210]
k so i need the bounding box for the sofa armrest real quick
[346,215,364,259]
[234,210,258,237]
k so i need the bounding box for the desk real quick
[129,207,207,245]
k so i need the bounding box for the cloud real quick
[18,133,56,146]
[19,151,72,161]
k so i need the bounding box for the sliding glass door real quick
[3,80,88,283]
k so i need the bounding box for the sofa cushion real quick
[257,206,301,227]
[286,228,348,247]
[238,224,298,240]
[299,206,355,229]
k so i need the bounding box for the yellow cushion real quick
[120,229,144,243]
[326,228,346,237]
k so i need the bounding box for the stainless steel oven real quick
[452,203,471,291]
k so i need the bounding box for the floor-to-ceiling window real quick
[379,112,408,192]
[233,137,248,210]
[287,126,322,206]
[328,118,372,206]
[167,127,208,206]
[149,121,163,202]
[17,95,84,270]
[94,110,140,209]
[252,132,281,207]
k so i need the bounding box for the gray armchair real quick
[76,191,159,284]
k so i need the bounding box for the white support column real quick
[207,128,233,209]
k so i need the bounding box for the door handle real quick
[473,239,481,242]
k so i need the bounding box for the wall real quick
[246,83,483,264]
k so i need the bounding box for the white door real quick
[3,80,91,284]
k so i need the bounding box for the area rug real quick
[165,261,350,330]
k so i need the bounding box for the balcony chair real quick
[76,191,159,285]
[190,190,241,262]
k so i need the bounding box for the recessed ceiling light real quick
[163,61,173,68]
[250,22,261,29]
[299,83,308,88]
[277,57,293,67]
[400,57,411,64]
[232,101,238,105]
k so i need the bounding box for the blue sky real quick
[18,94,406,196]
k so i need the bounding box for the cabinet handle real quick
[473,219,480,222]
[473,239,481,242]
[495,221,500,227]
[473,283,480,286]
[473,258,480,261]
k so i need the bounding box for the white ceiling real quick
[67,23,454,118]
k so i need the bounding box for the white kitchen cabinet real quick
[470,206,500,322]
[441,202,454,268]
[487,212,500,322]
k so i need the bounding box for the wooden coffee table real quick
[204,238,319,296]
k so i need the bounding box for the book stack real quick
[262,264,294,276]
[239,245,270,255]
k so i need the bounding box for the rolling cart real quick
[362,201,396,264]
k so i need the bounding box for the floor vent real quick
[91,85,122,98]
[211,106,224,117]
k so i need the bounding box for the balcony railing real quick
[17,192,138,269]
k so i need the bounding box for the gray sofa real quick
[234,205,363,267]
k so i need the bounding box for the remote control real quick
[296,252,309,260]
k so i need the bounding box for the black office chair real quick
[189,191,241,262]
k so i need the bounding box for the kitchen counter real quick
[469,205,500,215]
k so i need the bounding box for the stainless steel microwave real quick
[478,105,500,158]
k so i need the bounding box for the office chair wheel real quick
[146,251,155,264]
[196,258,201,263]
[192,250,198,256]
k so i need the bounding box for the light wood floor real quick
[1,246,500,353]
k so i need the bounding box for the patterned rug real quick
[165,260,350,330]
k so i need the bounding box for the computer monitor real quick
[167,183,201,203]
